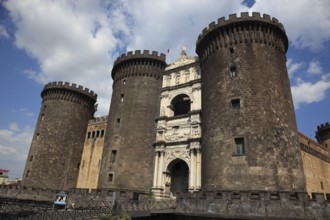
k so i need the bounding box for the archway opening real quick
[171,94,191,116]
[167,159,189,197]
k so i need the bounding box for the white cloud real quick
[0,123,34,178]
[291,78,330,109]
[0,24,10,39]
[3,0,132,116]
[250,0,330,50]
[287,59,303,78]
[307,60,323,75]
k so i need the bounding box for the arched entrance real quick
[167,159,189,198]
[170,94,191,116]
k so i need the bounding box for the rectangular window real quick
[231,99,240,109]
[87,132,91,139]
[230,66,237,77]
[321,181,324,190]
[116,118,121,128]
[235,138,245,155]
[29,155,33,162]
[121,94,124,102]
[110,150,117,163]
[230,47,234,54]
[108,173,114,182]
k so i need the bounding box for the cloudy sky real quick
[0,0,329,179]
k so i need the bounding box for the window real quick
[116,118,121,128]
[101,130,105,137]
[92,131,95,138]
[231,99,240,109]
[170,94,191,116]
[230,66,237,77]
[87,132,91,139]
[36,133,40,140]
[321,181,324,190]
[26,170,30,177]
[235,138,245,155]
[120,94,124,102]
[41,114,45,121]
[110,150,117,163]
[123,79,126,85]
[96,130,100,137]
[108,173,114,182]
[29,155,33,162]
[230,47,234,54]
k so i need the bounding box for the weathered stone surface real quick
[196,14,306,191]
[98,51,167,191]
[21,82,97,190]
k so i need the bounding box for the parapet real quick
[113,50,166,66]
[88,115,108,125]
[176,190,330,219]
[197,12,285,44]
[317,122,330,131]
[111,50,167,81]
[42,81,97,100]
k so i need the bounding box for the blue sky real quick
[0,0,329,179]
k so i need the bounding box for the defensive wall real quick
[1,186,330,219]
[175,190,330,219]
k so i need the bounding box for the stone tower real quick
[316,122,330,150]
[22,82,97,190]
[196,12,306,191]
[98,50,166,191]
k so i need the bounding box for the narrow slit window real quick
[26,170,30,178]
[108,173,114,182]
[87,132,91,139]
[110,150,117,163]
[29,155,34,162]
[116,118,121,128]
[231,99,240,109]
[121,94,124,102]
[230,47,234,54]
[235,138,245,155]
[36,133,40,140]
[92,131,95,138]
[321,181,324,190]
[230,66,237,77]
[123,79,126,85]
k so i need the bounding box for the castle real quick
[13,12,330,218]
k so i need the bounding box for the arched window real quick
[171,94,191,116]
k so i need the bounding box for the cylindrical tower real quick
[316,122,330,149]
[98,50,166,191]
[22,82,97,190]
[196,12,306,191]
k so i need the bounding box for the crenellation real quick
[43,81,97,100]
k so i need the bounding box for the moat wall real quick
[0,186,329,219]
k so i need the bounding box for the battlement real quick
[114,50,166,66]
[197,12,285,44]
[42,81,97,100]
[111,50,167,82]
[196,12,288,62]
[89,115,108,124]
[317,122,330,130]
[176,190,330,219]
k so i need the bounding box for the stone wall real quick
[299,132,330,195]
[176,190,330,219]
